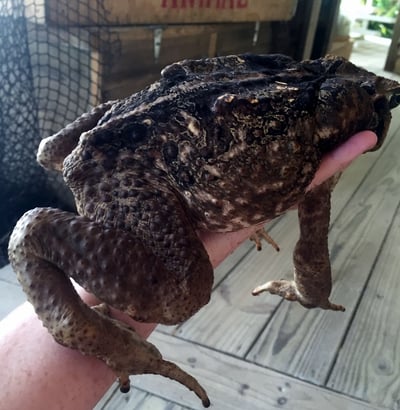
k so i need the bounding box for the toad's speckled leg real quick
[252,177,345,312]
[8,208,212,407]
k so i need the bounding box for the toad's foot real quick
[93,308,210,406]
[252,279,345,311]
[253,177,345,313]
[91,304,210,406]
[249,228,280,252]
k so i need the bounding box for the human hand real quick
[307,130,377,191]
[200,130,378,266]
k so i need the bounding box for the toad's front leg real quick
[252,177,345,312]
[8,208,212,407]
[37,101,115,172]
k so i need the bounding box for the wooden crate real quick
[26,0,297,26]
[96,22,272,100]
[23,1,298,103]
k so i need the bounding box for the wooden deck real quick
[1,39,400,409]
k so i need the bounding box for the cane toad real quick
[8,54,400,407]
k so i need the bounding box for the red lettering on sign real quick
[161,0,248,9]
[198,0,212,7]
[181,0,196,7]
[217,0,234,8]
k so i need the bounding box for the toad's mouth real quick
[389,92,400,109]
[368,94,397,151]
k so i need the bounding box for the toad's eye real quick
[389,93,400,109]
[360,82,375,95]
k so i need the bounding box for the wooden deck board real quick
[0,264,18,286]
[98,332,383,410]
[96,386,190,410]
[0,264,26,319]
[246,115,400,385]
[327,198,400,407]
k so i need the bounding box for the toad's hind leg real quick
[8,207,212,407]
[252,177,345,312]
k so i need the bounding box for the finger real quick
[307,131,378,191]
[199,131,378,267]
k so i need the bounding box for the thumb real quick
[307,131,378,191]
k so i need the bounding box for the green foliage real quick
[372,0,398,17]
[362,0,399,37]
[369,22,392,37]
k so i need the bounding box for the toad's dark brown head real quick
[369,79,400,150]
[315,56,400,152]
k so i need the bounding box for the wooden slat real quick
[100,23,272,100]
[246,116,400,384]
[0,266,27,319]
[350,41,394,78]
[102,332,381,410]
[327,199,400,408]
[99,27,195,99]
[0,264,18,286]
[95,385,190,409]
[0,281,26,320]
[101,26,216,81]
[95,387,147,409]
[212,22,271,56]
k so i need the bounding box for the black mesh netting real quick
[0,0,120,266]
